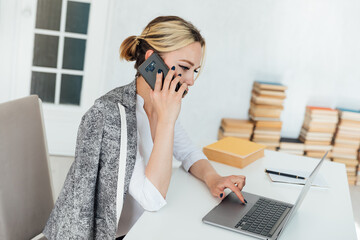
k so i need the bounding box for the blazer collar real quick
[97,80,137,110]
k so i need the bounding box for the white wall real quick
[0,0,19,103]
[2,0,360,152]
[101,0,360,148]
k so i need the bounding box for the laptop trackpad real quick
[203,191,259,228]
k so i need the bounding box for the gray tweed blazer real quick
[43,80,138,239]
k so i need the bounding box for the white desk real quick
[125,150,357,240]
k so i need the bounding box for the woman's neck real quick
[136,76,155,118]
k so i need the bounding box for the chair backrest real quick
[0,95,54,240]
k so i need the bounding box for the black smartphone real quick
[138,52,187,97]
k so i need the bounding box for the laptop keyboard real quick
[235,198,291,238]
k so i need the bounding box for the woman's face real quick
[146,42,202,94]
[161,42,202,93]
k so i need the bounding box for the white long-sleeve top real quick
[116,94,207,237]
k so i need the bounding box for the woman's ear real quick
[145,50,154,60]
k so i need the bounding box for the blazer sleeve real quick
[43,104,105,240]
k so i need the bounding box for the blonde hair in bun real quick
[119,16,206,78]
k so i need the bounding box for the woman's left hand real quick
[205,173,246,204]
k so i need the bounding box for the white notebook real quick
[266,168,329,188]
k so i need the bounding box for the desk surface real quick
[125,150,357,240]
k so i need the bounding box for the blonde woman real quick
[43,16,246,240]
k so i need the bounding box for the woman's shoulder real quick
[83,80,137,119]
[96,80,136,108]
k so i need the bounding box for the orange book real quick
[203,137,266,168]
[306,106,338,117]
[255,121,282,129]
[306,106,337,112]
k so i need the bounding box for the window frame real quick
[10,0,112,155]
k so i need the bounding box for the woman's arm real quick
[145,121,175,198]
[145,68,187,198]
[189,159,247,203]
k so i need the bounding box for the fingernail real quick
[178,74,182,77]
[157,69,162,74]
[220,193,223,198]
[244,199,247,204]
[171,66,175,70]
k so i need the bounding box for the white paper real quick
[266,168,328,188]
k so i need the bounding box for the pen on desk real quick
[265,169,306,180]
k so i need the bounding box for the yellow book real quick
[203,137,266,168]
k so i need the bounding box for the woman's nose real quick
[184,75,195,86]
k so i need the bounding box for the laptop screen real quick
[277,151,328,238]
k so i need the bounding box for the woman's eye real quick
[179,65,189,71]
[179,64,199,73]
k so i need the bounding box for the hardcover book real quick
[253,81,287,91]
[203,137,266,169]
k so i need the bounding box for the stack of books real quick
[218,118,254,140]
[278,137,305,156]
[252,121,283,150]
[299,106,338,159]
[332,108,360,185]
[249,81,287,150]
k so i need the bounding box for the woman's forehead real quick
[170,42,202,67]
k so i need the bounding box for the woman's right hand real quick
[150,66,188,125]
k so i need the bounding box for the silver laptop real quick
[202,151,328,240]
[0,95,53,240]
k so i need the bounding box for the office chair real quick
[0,95,54,240]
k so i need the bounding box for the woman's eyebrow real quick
[179,59,200,69]
[179,59,194,66]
